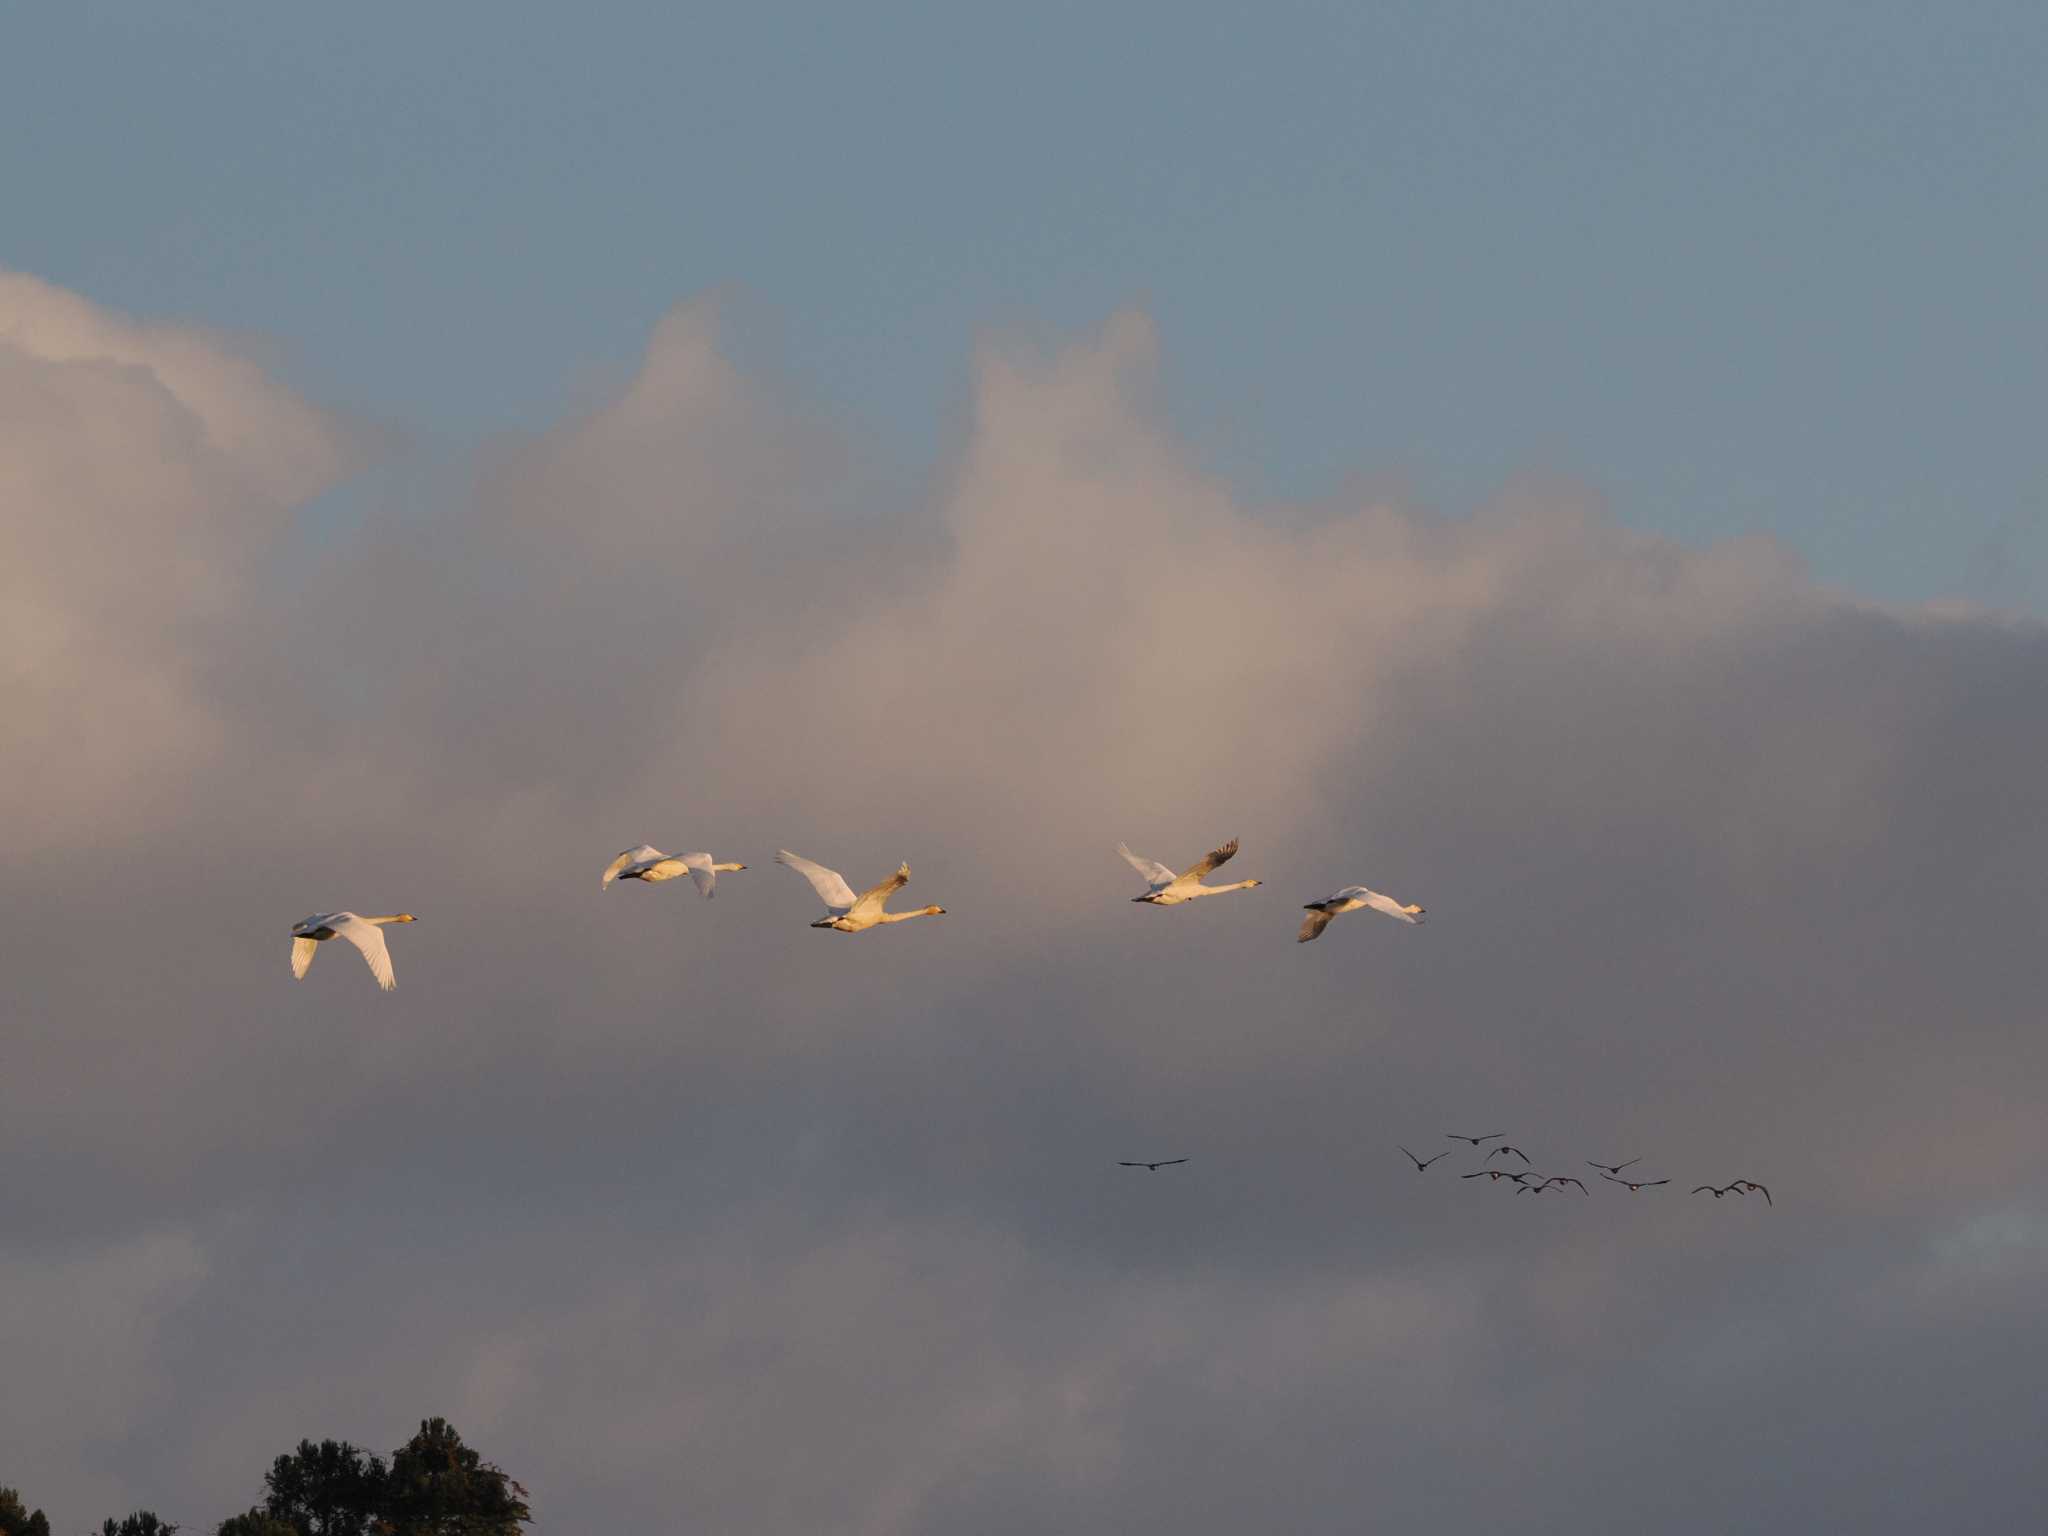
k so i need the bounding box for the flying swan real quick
[290,912,416,992]
[1117,838,1262,905]
[1297,885,1425,943]
[775,850,946,932]
[601,844,747,897]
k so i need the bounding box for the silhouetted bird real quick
[1445,1132,1503,1146]
[1461,1169,1529,1183]
[1487,1145,1531,1164]
[1399,1146,1454,1172]
[1731,1179,1773,1205]
[1119,1159,1189,1171]
[1541,1176,1589,1194]
[1600,1174,1670,1192]
[1585,1158,1641,1175]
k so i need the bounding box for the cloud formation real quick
[2,273,2043,1533]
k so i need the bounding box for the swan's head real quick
[1246,879,1263,887]
[924,905,947,916]
[393,913,417,923]
[1405,904,1424,915]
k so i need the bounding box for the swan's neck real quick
[876,906,945,923]
[364,914,415,925]
[714,862,746,872]
[1191,881,1259,897]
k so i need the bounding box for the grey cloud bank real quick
[2,276,2043,1533]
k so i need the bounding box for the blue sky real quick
[6,0,2044,604]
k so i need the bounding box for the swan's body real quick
[601,844,746,897]
[1297,885,1425,943]
[775,850,946,933]
[1118,838,1262,905]
[290,912,415,991]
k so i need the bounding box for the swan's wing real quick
[1297,908,1335,943]
[291,935,319,979]
[680,853,717,898]
[848,862,911,920]
[329,913,397,991]
[1351,888,1419,922]
[1180,838,1239,881]
[602,845,664,888]
[776,850,860,914]
[1116,843,1177,892]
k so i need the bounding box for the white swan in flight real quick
[290,912,416,991]
[1117,837,1262,905]
[1297,885,1425,943]
[601,845,747,897]
[775,850,946,932]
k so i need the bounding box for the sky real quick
[3,6,2046,1534]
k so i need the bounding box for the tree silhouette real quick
[379,1419,530,1535]
[261,1441,387,1536]
[216,1512,298,1536]
[0,1487,51,1536]
[97,1516,178,1536]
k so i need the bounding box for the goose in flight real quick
[601,845,746,896]
[775,850,946,932]
[1486,1145,1532,1164]
[1586,1158,1641,1176]
[1118,1159,1189,1171]
[290,912,415,992]
[1118,838,1262,905]
[1600,1174,1670,1192]
[1730,1179,1773,1206]
[1692,1183,1740,1199]
[1539,1176,1589,1195]
[1297,885,1425,942]
[1462,1168,1532,1183]
[1399,1146,1454,1172]
[1445,1132,1503,1146]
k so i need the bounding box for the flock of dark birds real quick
[1121,1134,1773,1205]
[1404,1135,1771,1201]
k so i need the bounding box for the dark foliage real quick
[262,1441,387,1536]
[379,1419,530,1536]
[98,1515,178,1536]
[0,1488,51,1536]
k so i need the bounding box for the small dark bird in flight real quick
[1445,1132,1503,1146]
[1461,1168,1530,1183]
[1540,1176,1589,1194]
[1486,1145,1531,1164]
[1119,1159,1189,1171]
[1600,1174,1670,1192]
[1731,1179,1773,1205]
[1399,1146,1454,1171]
[1586,1158,1641,1176]
[1692,1183,1739,1198]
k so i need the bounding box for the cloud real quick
[2,273,2043,1533]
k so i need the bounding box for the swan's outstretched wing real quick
[1116,843,1177,892]
[848,862,911,921]
[1297,908,1335,943]
[1340,886,1423,924]
[602,845,665,888]
[776,850,860,914]
[680,853,718,898]
[291,935,319,979]
[328,913,397,990]
[1181,838,1239,881]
